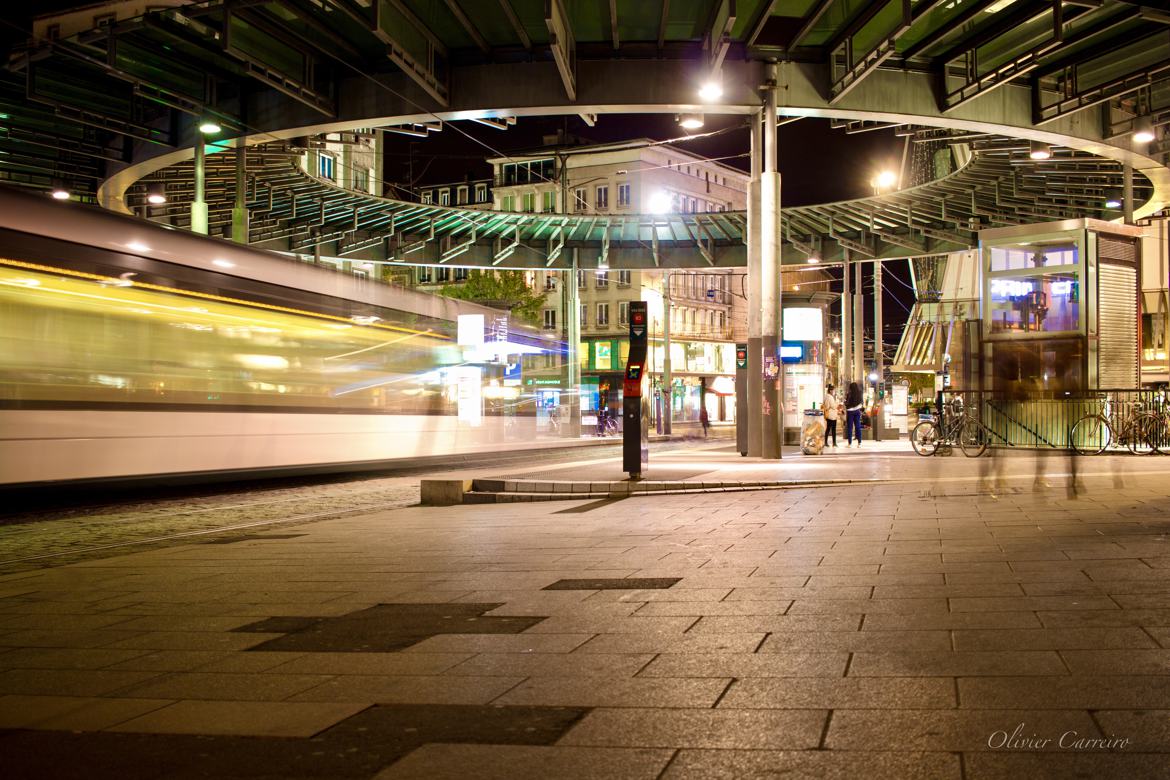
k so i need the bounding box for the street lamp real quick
[198,121,222,135]
[1133,116,1155,144]
[1029,141,1051,160]
[698,80,722,101]
[678,114,704,130]
[871,170,897,192]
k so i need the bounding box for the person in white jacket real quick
[823,384,839,448]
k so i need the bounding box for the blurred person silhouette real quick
[844,381,864,447]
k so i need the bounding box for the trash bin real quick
[801,409,825,455]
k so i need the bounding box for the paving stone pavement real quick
[2,450,1170,777]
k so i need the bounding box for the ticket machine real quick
[623,301,649,478]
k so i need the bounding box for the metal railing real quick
[942,389,1170,452]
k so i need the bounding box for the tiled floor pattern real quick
[2,466,1170,777]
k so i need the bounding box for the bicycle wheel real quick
[1126,414,1159,455]
[1069,415,1110,456]
[910,420,941,456]
[959,421,989,458]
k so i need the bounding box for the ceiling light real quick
[1028,141,1051,160]
[873,170,897,190]
[50,188,70,200]
[679,114,704,130]
[146,193,167,205]
[806,256,819,264]
[198,121,222,135]
[698,81,723,101]
[648,191,672,214]
[1104,190,1122,209]
[212,259,235,269]
[1133,116,1155,144]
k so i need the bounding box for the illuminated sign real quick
[990,278,1075,298]
[780,343,803,363]
[783,307,823,341]
[626,365,642,380]
[735,344,748,369]
[457,314,484,346]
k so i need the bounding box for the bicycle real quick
[910,398,996,458]
[1069,398,1165,456]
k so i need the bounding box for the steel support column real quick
[841,252,851,384]
[232,143,248,243]
[747,111,763,458]
[761,64,783,460]
[853,261,864,381]
[191,133,208,235]
[873,259,883,441]
[1124,161,1134,224]
[663,272,673,436]
[565,250,581,438]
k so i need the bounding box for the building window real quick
[617,270,631,287]
[689,197,697,213]
[544,273,556,291]
[475,183,488,203]
[542,191,556,213]
[596,270,608,289]
[719,311,726,329]
[574,188,587,212]
[617,182,630,207]
[595,185,608,210]
[619,301,629,325]
[353,168,369,192]
[579,304,588,328]
[501,195,515,211]
[577,270,586,289]
[439,189,450,206]
[318,153,334,180]
[454,268,468,281]
[456,185,468,205]
[597,303,609,327]
[436,267,450,282]
[522,193,535,212]
[417,267,432,283]
[543,309,557,330]
[420,190,433,205]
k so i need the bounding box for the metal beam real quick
[545,0,576,100]
[442,0,490,54]
[608,0,619,50]
[657,0,671,50]
[705,0,736,72]
[899,0,1000,62]
[788,0,834,50]
[497,0,532,50]
[744,0,777,47]
[830,0,913,104]
[373,0,450,107]
[1033,46,1170,124]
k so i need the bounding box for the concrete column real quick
[853,261,864,381]
[873,259,883,441]
[191,134,208,235]
[231,143,248,244]
[760,63,783,460]
[662,273,673,436]
[747,111,763,457]
[841,253,851,384]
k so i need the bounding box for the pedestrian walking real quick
[823,383,839,448]
[699,405,710,438]
[845,381,864,447]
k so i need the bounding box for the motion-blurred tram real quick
[0,187,567,486]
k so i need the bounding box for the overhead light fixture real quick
[806,255,819,264]
[1029,140,1051,160]
[1133,116,1155,144]
[1104,189,1122,209]
[146,184,167,205]
[198,121,222,135]
[50,188,70,200]
[678,113,704,130]
[698,80,723,101]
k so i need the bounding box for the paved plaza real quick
[3,444,1170,777]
